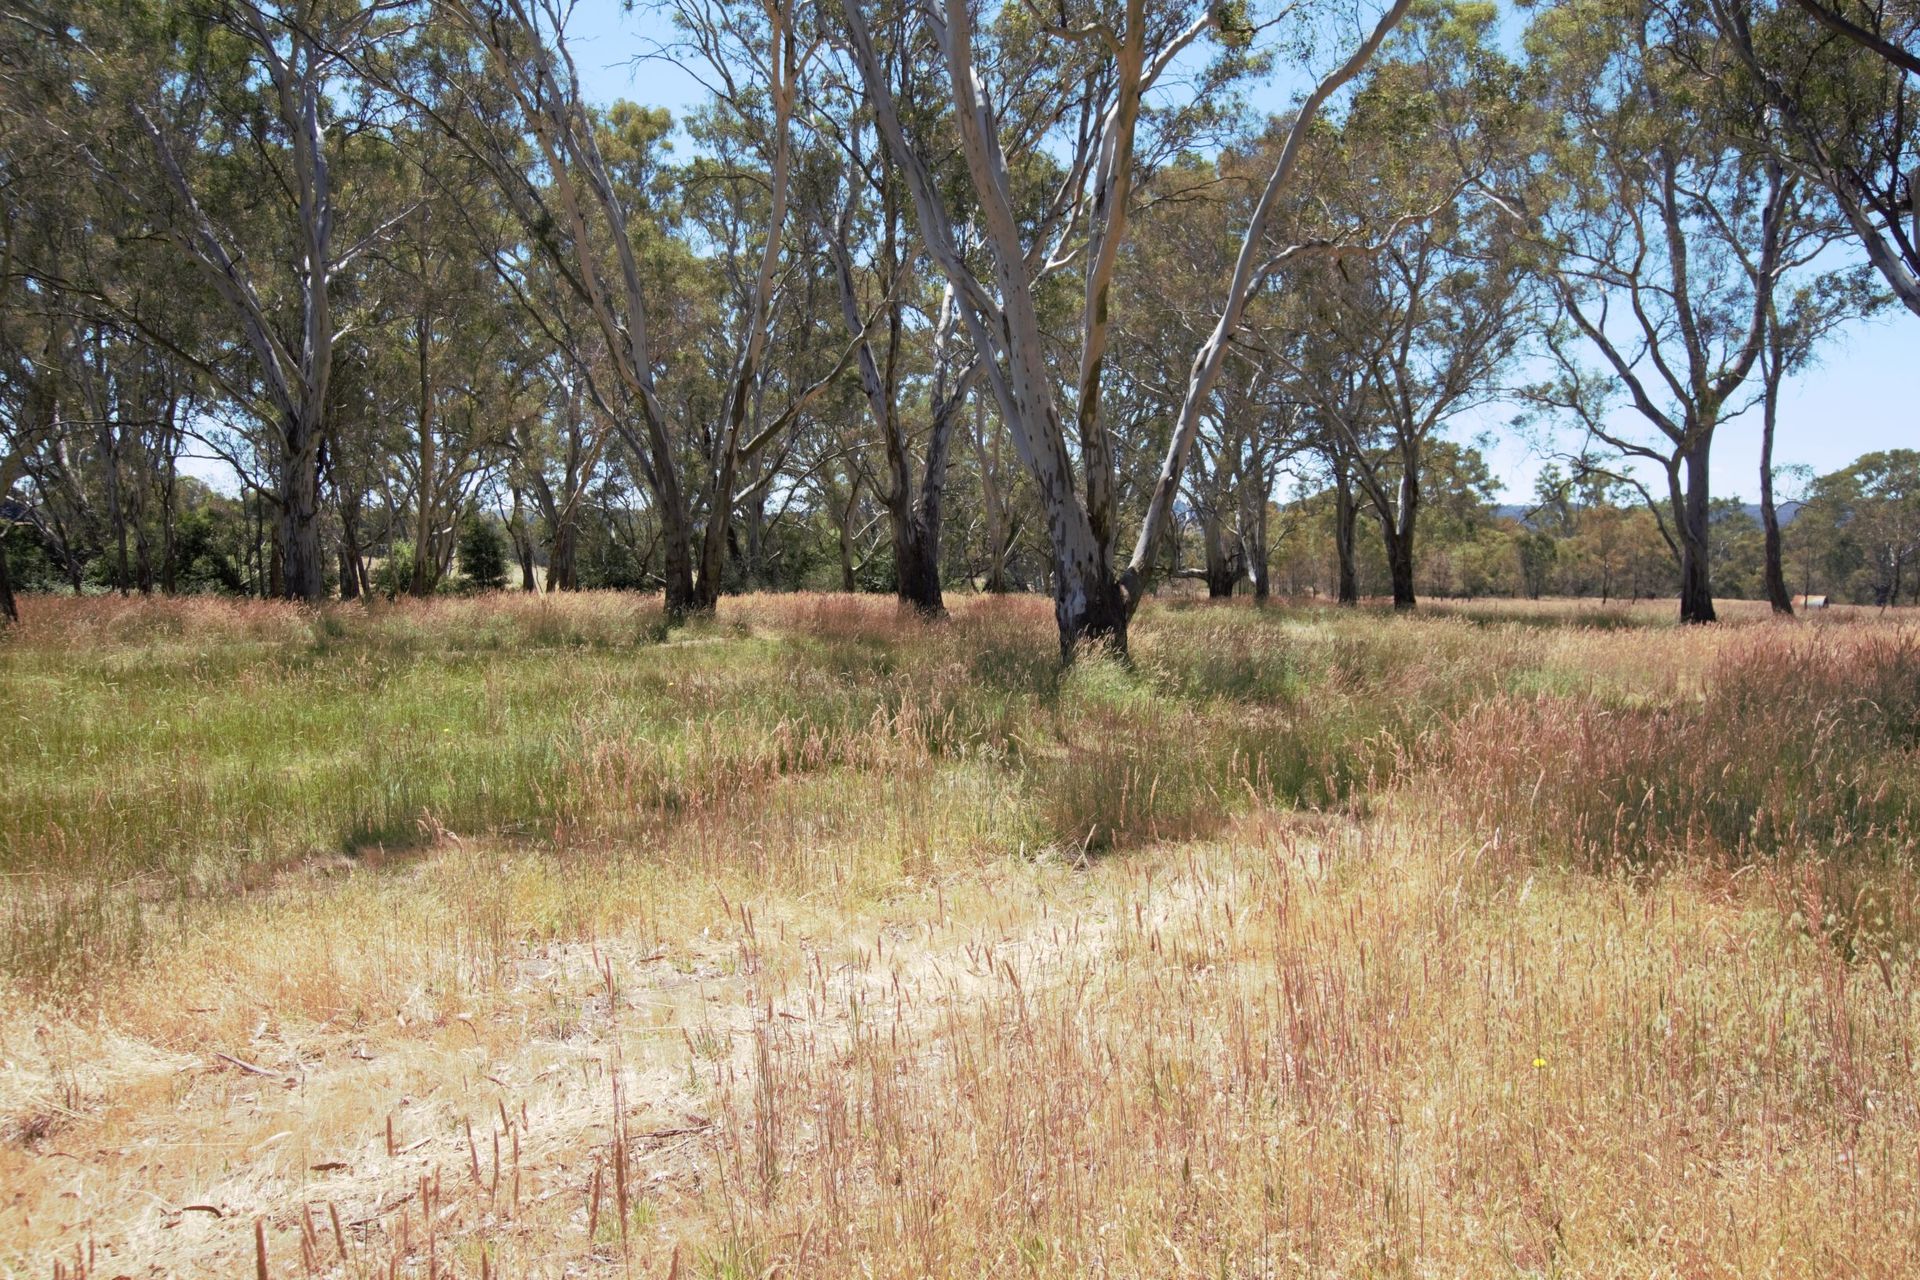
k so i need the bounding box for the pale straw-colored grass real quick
[2,593,1915,1277]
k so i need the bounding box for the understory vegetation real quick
[3,592,1918,1277]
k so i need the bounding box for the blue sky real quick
[561,2,1912,505]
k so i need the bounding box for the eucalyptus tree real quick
[1797,450,1920,602]
[29,0,417,601]
[1249,6,1529,610]
[365,126,531,595]
[841,0,1414,654]
[418,0,857,615]
[0,195,61,622]
[1751,231,1878,611]
[511,348,613,591]
[1695,0,1919,315]
[965,396,1027,592]
[1520,0,1871,622]
[802,31,984,614]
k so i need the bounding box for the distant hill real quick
[1493,500,1803,529]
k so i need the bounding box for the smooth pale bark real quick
[125,5,369,602]
[970,398,1019,593]
[845,0,1413,654]
[1120,0,1417,611]
[1242,490,1270,602]
[458,0,852,616]
[840,0,1122,653]
[830,206,979,612]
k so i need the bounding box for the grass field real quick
[3,592,1918,1277]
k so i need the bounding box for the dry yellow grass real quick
[2,593,1916,1278]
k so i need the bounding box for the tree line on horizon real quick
[0,0,1914,652]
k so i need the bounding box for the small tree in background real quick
[457,514,509,593]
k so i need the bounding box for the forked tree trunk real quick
[1054,526,1129,658]
[893,516,942,612]
[1200,513,1239,598]
[662,519,699,618]
[843,0,1410,658]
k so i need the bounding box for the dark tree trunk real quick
[1384,530,1416,610]
[159,434,178,595]
[0,527,16,624]
[1333,461,1359,606]
[1382,448,1421,611]
[515,529,537,592]
[893,514,942,614]
[662,518,700,618]
[1055,541,1128,659]
[338,543,361,601]
[279,415,326,602]
[890,385,960,616]
[983,550,1013,593]
[548,517,578,592]
[1676,447,1716,624]
[1759,367,1793,616]
[689,447,736,614]
[1202,518,1239,599]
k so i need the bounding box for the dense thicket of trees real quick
[0,0,1910,644]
